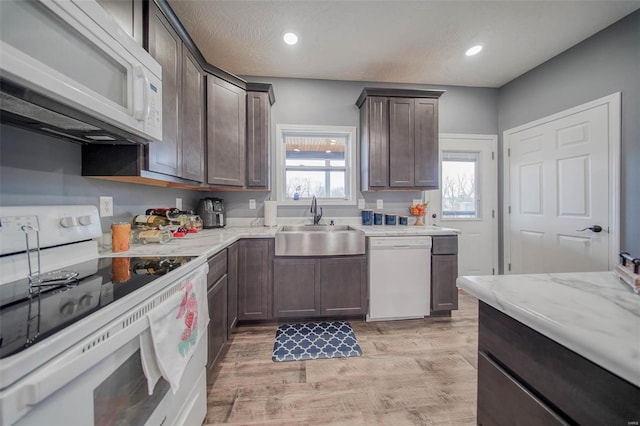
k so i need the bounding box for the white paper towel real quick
[264,201,277,227]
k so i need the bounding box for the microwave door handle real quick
[133,65,150,121]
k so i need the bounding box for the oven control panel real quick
[0,206,102,256]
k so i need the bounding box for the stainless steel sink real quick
[275,224,365,256]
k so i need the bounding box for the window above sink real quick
[275,124,357,206]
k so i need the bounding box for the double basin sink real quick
[275,225,365,256]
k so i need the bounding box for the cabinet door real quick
[237,239,273,320]
[273,258,320,318]
[226,242,238,337]
[319,256,367,316]
[181,51,204,182]
[365,97,389,188]
[146,2,182,177]
[414,98,438,188]
[431,254,458,312]
[389,98,415,187]
[207,76,246,187]
[207,275,228,383]
[246,91,270,188]
[477,352,568,426]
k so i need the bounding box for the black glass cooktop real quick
[0,256,197,359]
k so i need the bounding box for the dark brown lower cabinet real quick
[237,239,273,321]
[478,302,640,425]
[206,275,227,382]
[431,236,458,313]
[226,242,238,338]
[273,258,320,318]
[273,256,367,319]
[319,256,367,316]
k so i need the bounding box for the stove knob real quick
[59,217,78,228]
[78,215,93,226]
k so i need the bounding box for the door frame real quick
[502,93,621,273]
[432,133,499,275]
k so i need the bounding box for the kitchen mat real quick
[272,321,362,362]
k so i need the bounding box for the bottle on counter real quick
[131,227,172,244]
[132,214,175,228]
[145,207,181,218]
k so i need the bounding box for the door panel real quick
[389,98,414,187]
[429,134,498,276]
[507,103,610,273]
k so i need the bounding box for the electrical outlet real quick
[357,199,365,209]
[376,199,383,209]
[249,199,256,209]
[99,196,113,217]
[175,198,183,210]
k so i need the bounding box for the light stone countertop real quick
[457,272,640,387]
[102,224,459,258]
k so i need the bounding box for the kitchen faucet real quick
[310,196,323,225]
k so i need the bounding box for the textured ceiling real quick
[167,0,640,88]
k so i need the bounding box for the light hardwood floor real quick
[205,293,478,425]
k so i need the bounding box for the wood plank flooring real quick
[205,293,478,425]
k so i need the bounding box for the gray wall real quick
[0,124,203,231]
[214,78,499,220]
[498,10,640,257]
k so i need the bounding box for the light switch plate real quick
[99,196,113,217]
[249,199,256,209]
[376,199,383,209]
[357,199,365,209]
[175,198,183,210]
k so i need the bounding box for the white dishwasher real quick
[367,236,432,321]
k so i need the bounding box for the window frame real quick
[440,150,482,221]
[275,124,357,206]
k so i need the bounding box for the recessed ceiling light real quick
[465,45,483,56]
[283,32,298,45]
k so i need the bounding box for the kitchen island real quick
[457,272,640,424]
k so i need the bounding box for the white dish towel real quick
[140,269,209,394]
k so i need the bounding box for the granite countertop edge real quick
[457,272,640,388]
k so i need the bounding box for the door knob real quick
[577,225,603,233]
[432,213,437,219]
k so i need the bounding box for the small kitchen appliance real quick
[198,198,225,228]
[0,205,208,426]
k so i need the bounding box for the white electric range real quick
[0,206,209,426]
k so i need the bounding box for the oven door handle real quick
[19,319,148,408]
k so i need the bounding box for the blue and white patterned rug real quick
[272,321,363,362]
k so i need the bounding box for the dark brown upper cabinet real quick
[207,76,246,187]
[180,51,205,182]
[147,1,204,182]
[357,88,444,191]
[245,83,275,189]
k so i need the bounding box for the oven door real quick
[12,334,207,426]
[0,266,208,426]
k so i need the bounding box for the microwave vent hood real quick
[0,0,162,145]
[0,80,147,145]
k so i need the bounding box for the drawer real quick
[207,249,227,289]
[479,302,640,424]
[431,235,457,255]
[477,352,568,426]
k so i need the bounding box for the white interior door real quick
[427,134,498,276]
[504,93,620,274]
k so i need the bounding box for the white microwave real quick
[0,0,162,144]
